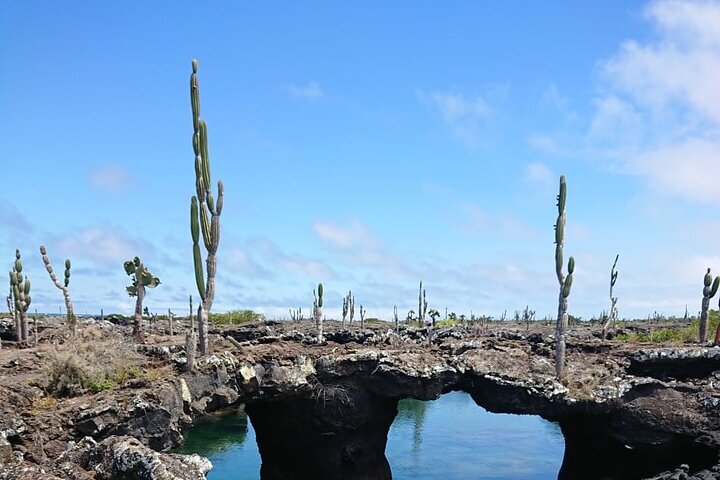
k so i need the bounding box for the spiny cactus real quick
[342,294,349,327]
[186,294,196,372]
[348,291,355,326]
[124,257,160,343]
[554,175,574,381]
[10,250,31,344]
[418,281,427,327]
[601,254,619,340]
[39,245,76,335]
[313,283,324,343]
[700,268,720,343]
[189,59,224,356]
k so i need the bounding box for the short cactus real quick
[124,257,160,343]
[700,268,719,343]
[39,245,76,335]
[313,283,324,343]
[601,254,619,340]
[418,281,427,327]
[554,176,574,381]
[10,250,31,344]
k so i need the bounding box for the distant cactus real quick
[10,250,31,344]
[186,294,196,372]
[342,293,350,327]
[290,307,303,322]
[39,245,76,335]
[313,283,324,343]
[124,257,160,343]
[347,291,355,326]
[700,268,719,343]
[189,59,224,356]
[360,305,366,330]
[427,309,440,326]
[554,175,574,381]
[418,281,427,327]
[601,254,619,340]
[393,305,399,333]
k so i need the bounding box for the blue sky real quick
[2,0,720,320]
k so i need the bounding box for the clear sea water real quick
[174,391,565,479]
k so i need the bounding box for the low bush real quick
[209,309,264,326]
[41,336,145,397]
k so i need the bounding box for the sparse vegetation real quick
[210,309,265,325]
[40,332,145,397]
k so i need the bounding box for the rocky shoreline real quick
[1,320,720,479]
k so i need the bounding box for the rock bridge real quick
[2,323,720,479]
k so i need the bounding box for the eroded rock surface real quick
[1,321,720,479]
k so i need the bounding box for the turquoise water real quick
[174,391,564,479]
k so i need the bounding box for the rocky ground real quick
[0,318,719,479]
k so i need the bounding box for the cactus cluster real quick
[124,257,160,343]
[313,283,324,343]
[289,307,303,322]
[699,268,720,343]
[39,245,76,335]
[190,59,224,356]
[554,175,574,381]
[9,250,31,344]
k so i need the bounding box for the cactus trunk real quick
[700,295,711,343]
[134,282,146,343]
[186,295,196,372]
[555,290,568,380]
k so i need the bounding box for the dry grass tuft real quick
[40,334,145,397]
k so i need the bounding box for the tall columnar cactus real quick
[342,294,349,327]
[393,305,399,333]
[360,305,366,330]
[700,268,720,343]
[554,175,574,381]
[124,257,160,344]
[10,250,31,344]
[348,291,355,326]
[601,254,619,340]
[189,59,224,356]
[39,245,76,335]
[289,307,302,322]
[418,281,427,327]
[313,283,324,343]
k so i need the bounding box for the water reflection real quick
[174,392,565,479]
[387,391,565,480]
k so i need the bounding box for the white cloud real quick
[458,203,537,238]
[312,219,377,250]
[89,165,136,194]
[523,162,554,186]
[285,81,324,99]
[591,0,720,204]
[56,226,151,263]
[418,89,496,145]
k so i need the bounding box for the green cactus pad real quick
[562,274,573,298]
[711,276,720,298]
[568,256,575,274]
[65,259,71,270]
[705,268,713,287]
[191,197,200,243]
[193,243,206,301]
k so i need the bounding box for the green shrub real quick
[209,309,264,326]
[616,310,720,344]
